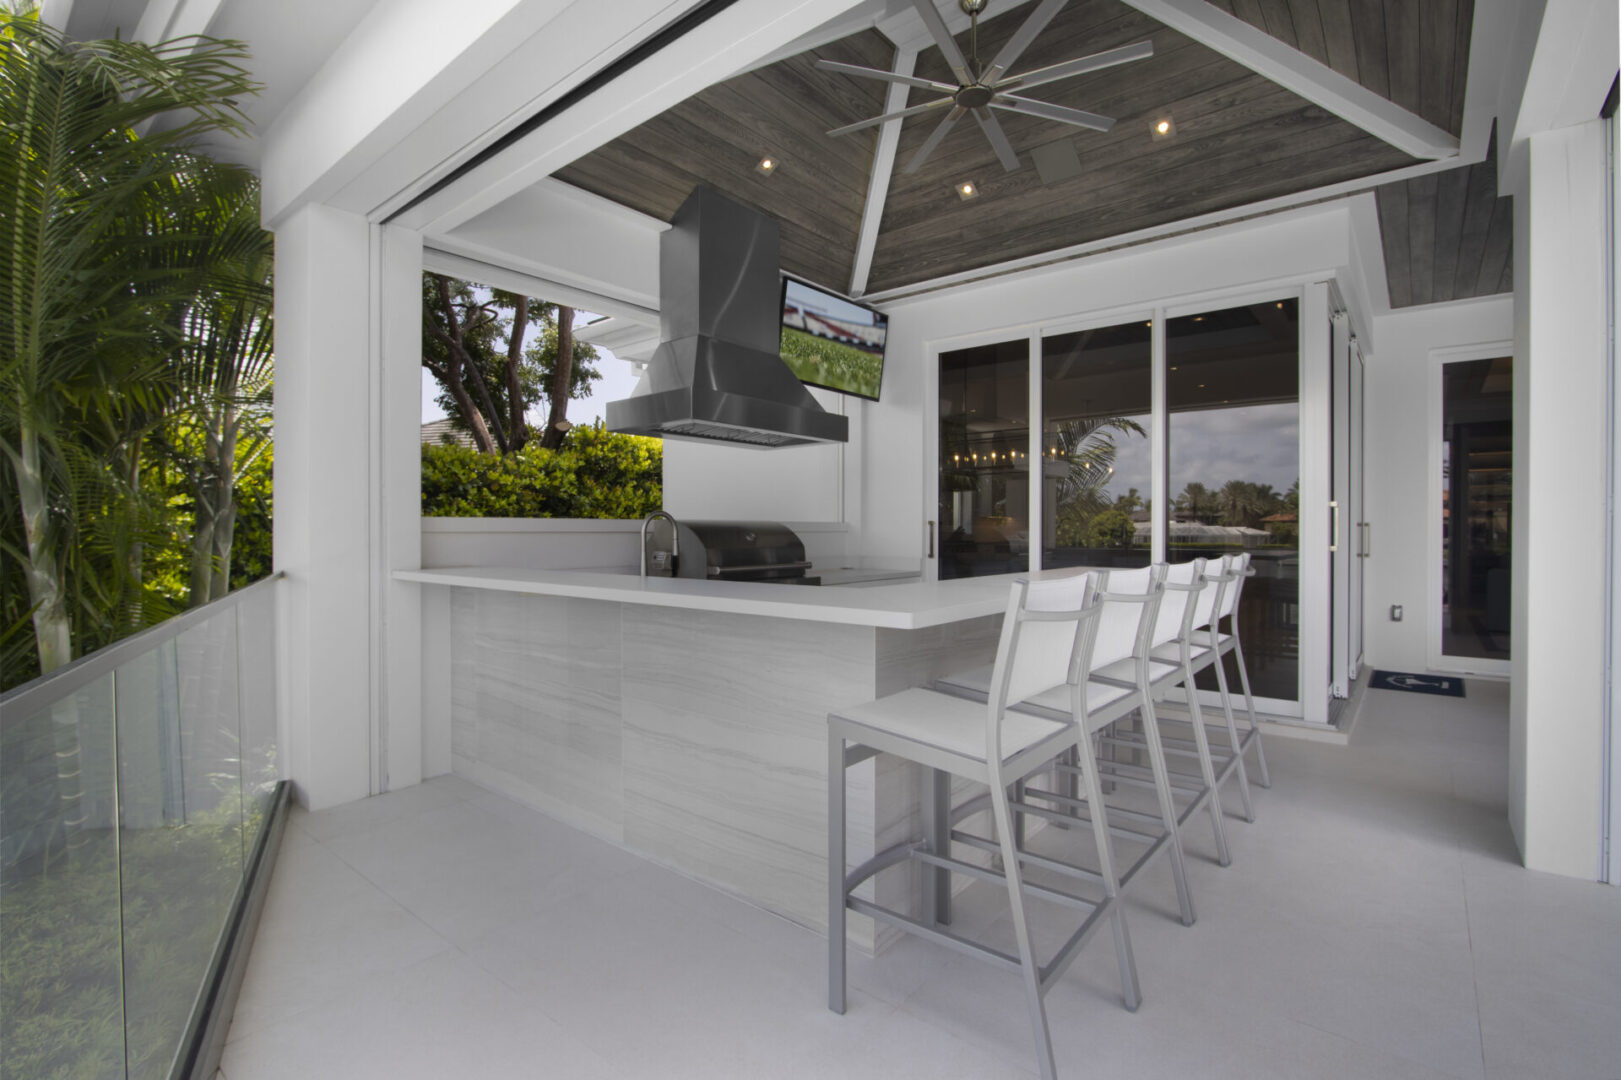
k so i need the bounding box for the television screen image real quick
[779,278,887,400]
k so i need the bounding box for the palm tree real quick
[0,12,257,677]
[1049,415,1146,514]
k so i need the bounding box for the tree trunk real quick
[539,306,575,451]
[432,274,500,454]
[14,422,73,673]
[209,407,239,602]
[189,410,221,606]
[505,296,530,452]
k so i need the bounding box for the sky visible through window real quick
[1075,401,1298,503]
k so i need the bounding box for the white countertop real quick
[393,565,1083,629]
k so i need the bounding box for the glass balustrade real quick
[0,577,280,1080]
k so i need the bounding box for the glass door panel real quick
[1041,321,1153,569]
[1166,299,1301,704]
[939,339,1030,579]
[1441,357,1512,662]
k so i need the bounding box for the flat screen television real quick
[779,277,887,401]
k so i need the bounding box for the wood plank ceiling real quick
[554,0,1476,297]
[1374,128,1511,308]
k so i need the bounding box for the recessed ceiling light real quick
[956,180,979,200]
[756,156,777,175]
[1151,116,1174,140]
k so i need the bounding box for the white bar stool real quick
[933,564,1229,926]
[828,573,1138,1080]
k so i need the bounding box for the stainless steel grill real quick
[669,520,817,584]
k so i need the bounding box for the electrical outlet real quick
[1390,604,1403,622]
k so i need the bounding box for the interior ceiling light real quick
[1151,116,1174,140]
[957,180,979,200]
[755,156,778,175]
[819,0,1154,175]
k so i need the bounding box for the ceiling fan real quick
[819,0,1154,175]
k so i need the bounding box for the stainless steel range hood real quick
[606,187,848,448]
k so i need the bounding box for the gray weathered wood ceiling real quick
[1375,128,1510,308]
[554,0,1477,297]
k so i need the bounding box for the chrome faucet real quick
[640,510,679,579]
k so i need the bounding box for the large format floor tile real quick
[220,685,1621,1079]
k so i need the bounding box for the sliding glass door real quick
[938,339,1030,579]
[1164,300,1301,706]
[930,285,1343,720]
[1041,321,1153,569]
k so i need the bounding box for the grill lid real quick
[672,520,809,580]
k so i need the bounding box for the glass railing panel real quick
[115,613,245,1079]
[0,673,125,1080]
[236,587,279,855]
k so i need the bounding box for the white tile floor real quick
[219,680,1621,1080]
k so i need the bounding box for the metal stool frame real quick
[828,574,1138,1080]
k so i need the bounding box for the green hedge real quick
[421,425,662,518]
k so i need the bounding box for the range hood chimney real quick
[605,187,848,448]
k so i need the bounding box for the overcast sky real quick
[1084,401,1299,504]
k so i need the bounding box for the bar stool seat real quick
[933,664,1136,717]
[833,686,1072,764]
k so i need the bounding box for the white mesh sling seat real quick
[932,564,1229,926]
[827,573,1139,1080]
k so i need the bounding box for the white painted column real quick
[273,206,425,809]
[1510,118,1610,878]
[378,225,425,790]
[1298,281,1333,725]
[273,204,374,810]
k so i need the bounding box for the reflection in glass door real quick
[1165,300,1301,706]
[1041,321,1153,569]
[938,340,1030,579]
[1441,357,1512,663]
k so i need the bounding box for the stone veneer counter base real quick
[396,569,1072,951]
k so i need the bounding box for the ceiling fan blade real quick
[1001,40,1154,92]
[815,59,957,94]
[992,94,1114,132]
[909,0,973,86]
[903,104,966,174]
[981,0,1068,85]
[827,97,954,137]
[973,108,1021,172]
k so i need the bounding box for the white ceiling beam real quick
[398,0,870,237]
[848,45,917,299]
[1117,0,1460,160]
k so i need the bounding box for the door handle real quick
[1329,501,1340,553]
[927,520,936,559]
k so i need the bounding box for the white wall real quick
[862,204,1354,565]
[1359,297,1514,675]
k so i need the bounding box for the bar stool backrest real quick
[1091,565,1163,671]
[1154,559,1207,648]
[985,573,1098,771]
[988,574,1095,710]
[1190,557,1222,631]
[1219,553,1250,619]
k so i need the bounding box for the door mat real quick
[1369,670,1465,697]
